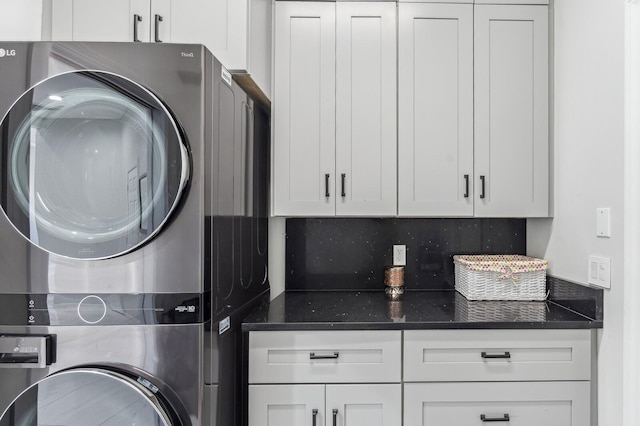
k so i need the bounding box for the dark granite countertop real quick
[242,290,603,331]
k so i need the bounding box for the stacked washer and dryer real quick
[0,42,269,425]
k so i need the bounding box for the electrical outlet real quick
[393,245,406,266]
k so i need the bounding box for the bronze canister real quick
[384,266,405,300]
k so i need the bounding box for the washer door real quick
[0,368,182,426]
[0,70,190,260]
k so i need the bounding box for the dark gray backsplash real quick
[285,218,526,290]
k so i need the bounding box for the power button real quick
[77,295,107,324]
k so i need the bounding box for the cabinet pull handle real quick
[341,173,346,197]
[480,175,486,199]
[154,14,163,42]
[464,174,469,198]
[309,352,339,360]
[481,351,511,359]
[333,409,338,426]
[480,414,510,422]
[325,174,330,198]
[133,14,142,42]
[312,409,318,426]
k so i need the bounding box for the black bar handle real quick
[154,14,163,42]
[341,173,346,197]
[310,352,339,360]
[480,175,486,199]
[325,174,330,198]
[333,409,338,426]
[312,409,318,426]
[481,351,511,359]
[464,174,469,198]
[481,414,510,422]
[133,14,142,42]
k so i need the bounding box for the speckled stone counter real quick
[242,290,603,331]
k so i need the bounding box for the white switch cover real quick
[587,256,611,289]
[393,245,406,266]
[596,208,611,237]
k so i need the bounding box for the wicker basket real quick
[454,292,547,322]
[454,255,548,301]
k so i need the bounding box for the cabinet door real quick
[335,2,397,216]
[70,0,151,42]
[0,0,43,40]
[273,2,336,216]
[249,385,325,426]
[404,381,590,426]
[166,0,246,70]
[474,5,549,217]
[398,3,473,217]
[326,384,401,426]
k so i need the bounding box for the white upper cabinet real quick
[273,1,397,217]
[0,0,44,41]
[50,0,272,97]
[398,3,473,217]
[335,2,397,216]
[272,1,336,216]
[474,5,549,217]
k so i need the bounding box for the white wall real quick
[527,1,626,424]
[0,0,43,41]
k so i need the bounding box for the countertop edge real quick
[242,320,603,332]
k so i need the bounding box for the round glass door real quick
[0,71,190,259]
[0,369,180,426]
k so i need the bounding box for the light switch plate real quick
[587,256,611,289]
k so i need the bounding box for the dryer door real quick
[0,70,190,260]
[0,368,184,426]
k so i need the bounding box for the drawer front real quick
[404,329,591,382]
[404,381,590,426]
[249,330,402,384]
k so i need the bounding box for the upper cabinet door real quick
[474,5,549,217]
[398,3,473,217]
[272,1,336,216]
[70,0,151,42]
[167,0,244,68]
[0,0,44,41]
[335,2,397,216]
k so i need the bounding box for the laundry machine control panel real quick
[0,292,208,326]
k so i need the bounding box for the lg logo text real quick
[0,48,17,58]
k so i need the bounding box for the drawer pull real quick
[481,351,511,359]
[312,409,318,426]
[480,414,510,422]
[333,409,338,426]
[309,352,339,360]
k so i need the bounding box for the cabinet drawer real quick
[404,381,590,426]
[249,330,401,383]
[404,329,591,382]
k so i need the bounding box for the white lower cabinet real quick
[403,329,592,426]
[404,381,590,426]
[248,330,402,426]
[248,329,592,426]
[249,384,401,426]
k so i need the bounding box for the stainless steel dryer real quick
[0,42,270,425]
